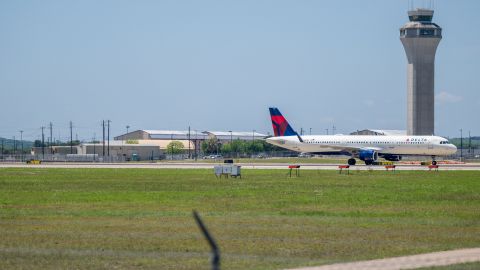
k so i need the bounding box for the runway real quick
[1,162,480,170]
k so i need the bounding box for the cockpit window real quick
[440,141,450,144]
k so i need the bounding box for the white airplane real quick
[266,107,457,165]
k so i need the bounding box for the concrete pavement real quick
[287,248,480,270]
[1,162,480,170]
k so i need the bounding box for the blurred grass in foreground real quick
[0,168,479,269]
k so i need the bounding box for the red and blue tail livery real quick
[269,107,297,137]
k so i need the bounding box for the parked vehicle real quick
[203,154,223,159]
[298,152,312,158]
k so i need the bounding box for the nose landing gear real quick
[431,156,437,166]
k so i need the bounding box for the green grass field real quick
[0,168,479,269]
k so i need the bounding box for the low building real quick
[80,141,163,160]
[32,145,80,155]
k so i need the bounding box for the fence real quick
[0,154,126,163]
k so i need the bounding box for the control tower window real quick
[420,29,435,36]
[409,15,433,22]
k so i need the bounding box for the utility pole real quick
[309,128,312,135]
[20,130,23,161]
[69,121,73,154]
[332,125,336,135]
[188,126,191,159]
[468,131,471,155]
[1,138,3,160]
[194,130,198,160]
[107,120,111,157]
[171,134,174,160]
[102,120,105,157]
[49,122,53,154]
[93,133,96,161]
[41,126,45,159]
[460,129,463,161]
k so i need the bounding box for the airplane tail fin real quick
[269,107,298,137]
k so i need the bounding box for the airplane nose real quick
[450,145,458,154]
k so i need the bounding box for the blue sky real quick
[0,0,479,141]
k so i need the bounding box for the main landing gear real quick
[431,156,437,166]
[347,158,356,166]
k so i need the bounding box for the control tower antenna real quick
[400,5,442,135]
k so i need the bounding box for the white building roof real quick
[204,131,267,137]
[116,130,267,141]
[82,141,159,147]
[142,130,204,136]
[82,140,195,150]
[141,130,207,140]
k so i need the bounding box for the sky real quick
[1,0,479,141]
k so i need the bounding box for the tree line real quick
[200,138,283,156]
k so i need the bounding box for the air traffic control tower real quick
[400,9,442,135]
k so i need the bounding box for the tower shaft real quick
[400,9,442,135]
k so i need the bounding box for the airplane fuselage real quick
[266,135,457,156]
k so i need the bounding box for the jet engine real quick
[382,154,402,161]
[358,149,378,164]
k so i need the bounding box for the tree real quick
[34,140,45,147]
[201,138,220,154]
[220,143,232,155]
[167,141,184,155]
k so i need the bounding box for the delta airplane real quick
[266,107,457,165]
